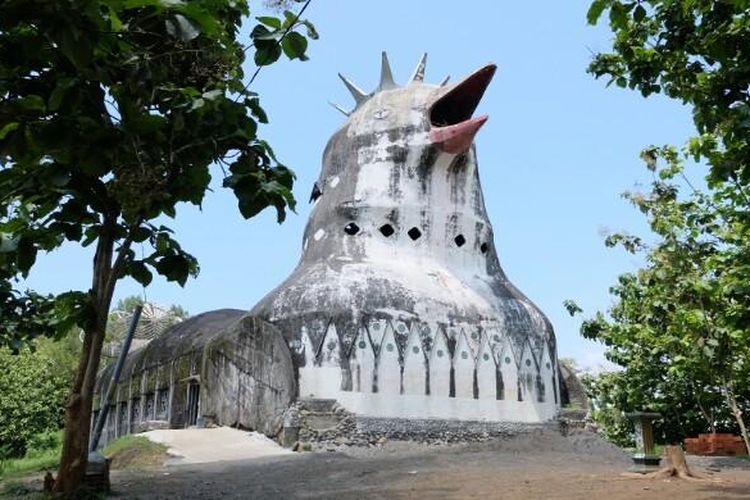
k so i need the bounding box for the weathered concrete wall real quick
[93,311,295,446]
[251,55,560,423]
[202,316,295,436]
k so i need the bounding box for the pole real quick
[89,304,143,452]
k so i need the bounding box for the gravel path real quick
[105,430,750,499]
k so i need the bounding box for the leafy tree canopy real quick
[570,142,750,448]
[0,0,316,492]
[0,0,316,348]
[582,0,750,451]
[587,0,750,184]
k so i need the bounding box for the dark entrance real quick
[186,381,200,427]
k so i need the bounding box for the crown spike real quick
[409,53,427,83]
[440,75,450,86]
[338,73,368,104]
[328,101,350,117]
[378,51,397,90]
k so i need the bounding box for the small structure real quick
[626,411,661,471]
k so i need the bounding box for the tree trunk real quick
[54,228,119,497]
[622,445,711,481]
[665,445,692,477]
[724,385,750,455]
[53,323,108,496]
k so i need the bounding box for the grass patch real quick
[104,435,169,470]
[0,431,61,482]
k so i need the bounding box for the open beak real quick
[429,64,496,154]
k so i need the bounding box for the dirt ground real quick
[9,430,750,499]
[109,430,750,499]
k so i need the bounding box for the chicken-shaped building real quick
[252,53,559,422]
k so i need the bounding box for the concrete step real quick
[298,398,337,413]
[305,414,342,432]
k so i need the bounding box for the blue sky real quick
[24,1,701,370]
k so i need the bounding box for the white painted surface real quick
[335,391,558,423]
[453,330,475,399]
[349,327,375,393]
[476,337,497,400]
[402,329,425,395]
[429,328,451,398]
[377,323,401,395]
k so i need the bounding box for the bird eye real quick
[373,108,390,120]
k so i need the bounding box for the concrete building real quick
[94,54,560,445]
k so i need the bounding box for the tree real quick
[0,0,316,494]
[570,150,750,451]
[584,0,750,453]
[586,0,750,185]
[0,339,76,459]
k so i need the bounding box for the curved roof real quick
[96,309,246,390]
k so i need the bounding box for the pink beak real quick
[429,64,496,154]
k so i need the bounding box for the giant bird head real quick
[331,53,496,156]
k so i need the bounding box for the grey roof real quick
[97,309,247,389]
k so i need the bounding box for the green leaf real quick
[16,238,38,275]
[166,14,201,42]
[282,10,297,28]
[202,89,223,100]
[57,28,93,68]
[154,254,193,286]
[256,16,281,29]
[609,2,629,29]
[246,98,268,124]
[633,5,646,22]
[254,41,282,66]
[130,226,152,243]
[177,3,219,36]
[0,123,19,140]
[302,20,319,40]
[281,32,308,61]
[128,261,153,287]
[587,0,609,25]
[17,95,46,113]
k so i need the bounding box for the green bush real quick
[0,338,76,459]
